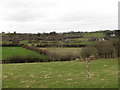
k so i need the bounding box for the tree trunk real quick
[86,59,90,79]
[118,50,120,58]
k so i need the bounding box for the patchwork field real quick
[2,58,118,88]
[83,32,105,38]
[2,47,49,60]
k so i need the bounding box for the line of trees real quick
[81,39,120,59]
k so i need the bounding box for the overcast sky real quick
[0,0,119,33]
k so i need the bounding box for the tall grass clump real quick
[23,46,83,61]
[45,48,82,61]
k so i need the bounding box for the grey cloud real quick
[60,11,117,24]
[61,15,89,22]
[60,13,96,22]
[6,10,46,22]
[0,0,58,8]
[0,0,32,8]
[0,0,117,33]
[0,0,58,22]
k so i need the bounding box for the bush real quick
[111,38,120,58]
[2,43,24,47]
[23,46,48,55]
[95,41,116,58]
[81,46,98,59]
[2,54,52,64]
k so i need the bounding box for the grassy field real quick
[2,47,49,60]
[63,42,95,45]
[2,58,118,88]
[27,41,95,46]
[72,38,88,42]
[83,32,105,38]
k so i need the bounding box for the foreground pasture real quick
[2,58,118,88]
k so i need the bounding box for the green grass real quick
[83,32,105,38]
[2,47,49,60]
[63,42,95,45]
[72,38,88,42]
[20,40,29,44]
[2,58,118,88]
[2,41,12,44]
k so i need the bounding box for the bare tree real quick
[111,39,120,58]
[81,46,98,79]
[81,46,98,59]
[96,41,116,58]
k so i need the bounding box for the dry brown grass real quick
[39,47,82,61]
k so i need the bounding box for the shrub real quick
[111,38,120,58]
[23,46,48,55]
[81,46,98,59]
[2,43,24,47]
[95,41,116,58]
[2,54,52,64]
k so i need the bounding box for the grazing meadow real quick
[2,58,118,88]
